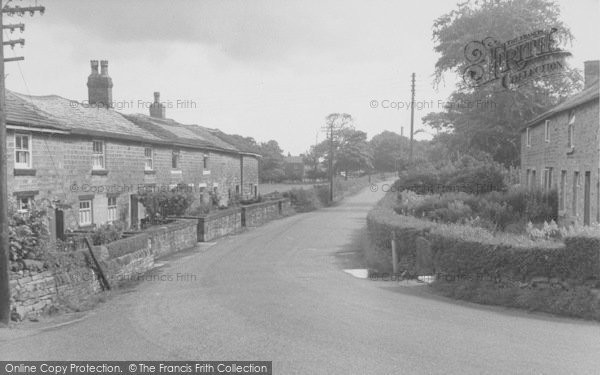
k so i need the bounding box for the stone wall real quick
[242,199,293,227]
[175,198,293,242]
[180,208,243,242]
[9,219,197,321]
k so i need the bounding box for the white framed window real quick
[79,200,93,226]
[107,197,117,222]
[573,171,580,216]
[14,134,31,169]
[92,140,105,169]
[17,196,32,213]
[144,147,153,170]
[568,111,575,149]
[172,149,180,169]
[544,120,550,142]
[526,127,531,147]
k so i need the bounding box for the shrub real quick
[283,188,322,212]
[394,155,506,194]
[8,200,49,263]
[138,183,195,222]
[90,221,125,245]
[395,186,557,231]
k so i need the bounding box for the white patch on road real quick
[417,275,436,284]
[343,269,369,279]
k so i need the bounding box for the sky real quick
[3,0,599,155]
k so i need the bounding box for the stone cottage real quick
[521,60,600,225]
[6,60,260,237]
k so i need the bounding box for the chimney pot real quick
[149,92,166,119]
[90,60,99,74]
[584,60,599,89]
[100,60,109,76]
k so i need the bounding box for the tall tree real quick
[258,140,285,182]
[426,0,582,166]
[336,128,373,179]
[370,131,410,172]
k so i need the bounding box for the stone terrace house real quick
[521,60,600,225]
[6,60,259,238]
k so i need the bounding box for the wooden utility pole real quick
[0,1,45,326]
[409,73,415,164]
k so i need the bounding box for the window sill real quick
[566,147,575,155]
[14,168,36,176]
[171,170,182,174]
[78,225,94,231]
[144,169,156,175]
[91,169,108,176]
[203,170,211,175]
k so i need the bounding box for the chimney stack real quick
[87,59,113,107]
[149,91,166,119]
[584,60,599,89]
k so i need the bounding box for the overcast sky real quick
[4,0,599,155]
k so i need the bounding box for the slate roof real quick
[205,128,261,155]
[6,90,246,154]
[123,114,240,153]
[524,81,600,129]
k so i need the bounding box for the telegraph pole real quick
[409,73,415,164]
[0,1,45,326]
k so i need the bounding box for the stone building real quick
[6,60,259,236]
[283,155,305,181]
[520,60,600,225]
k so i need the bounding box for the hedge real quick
[366,192,600,285]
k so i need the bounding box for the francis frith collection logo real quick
[462,27,571,89]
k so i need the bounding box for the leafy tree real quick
[336,128,373,178]
[370,131,410,172]
[258,140,285,182]
[427,0,582,166]
[302,146,326,181]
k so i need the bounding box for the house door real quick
[130,194,139,229]
[584,172,591,225]
[55,209,65,241]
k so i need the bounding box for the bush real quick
[395,186,557,231]
[8,199,49,263]
[283,188,322,212]
[90,221,125,245]
[138,183,195,222]
[394,155,507,194]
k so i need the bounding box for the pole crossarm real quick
[2,38,24,47]
[2,23,24,32]
[2,6,45,16]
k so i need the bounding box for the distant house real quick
[7,60,259,238]
[283,155,305,181]
[520,60,600,225]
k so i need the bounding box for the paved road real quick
[2,184,600,374]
